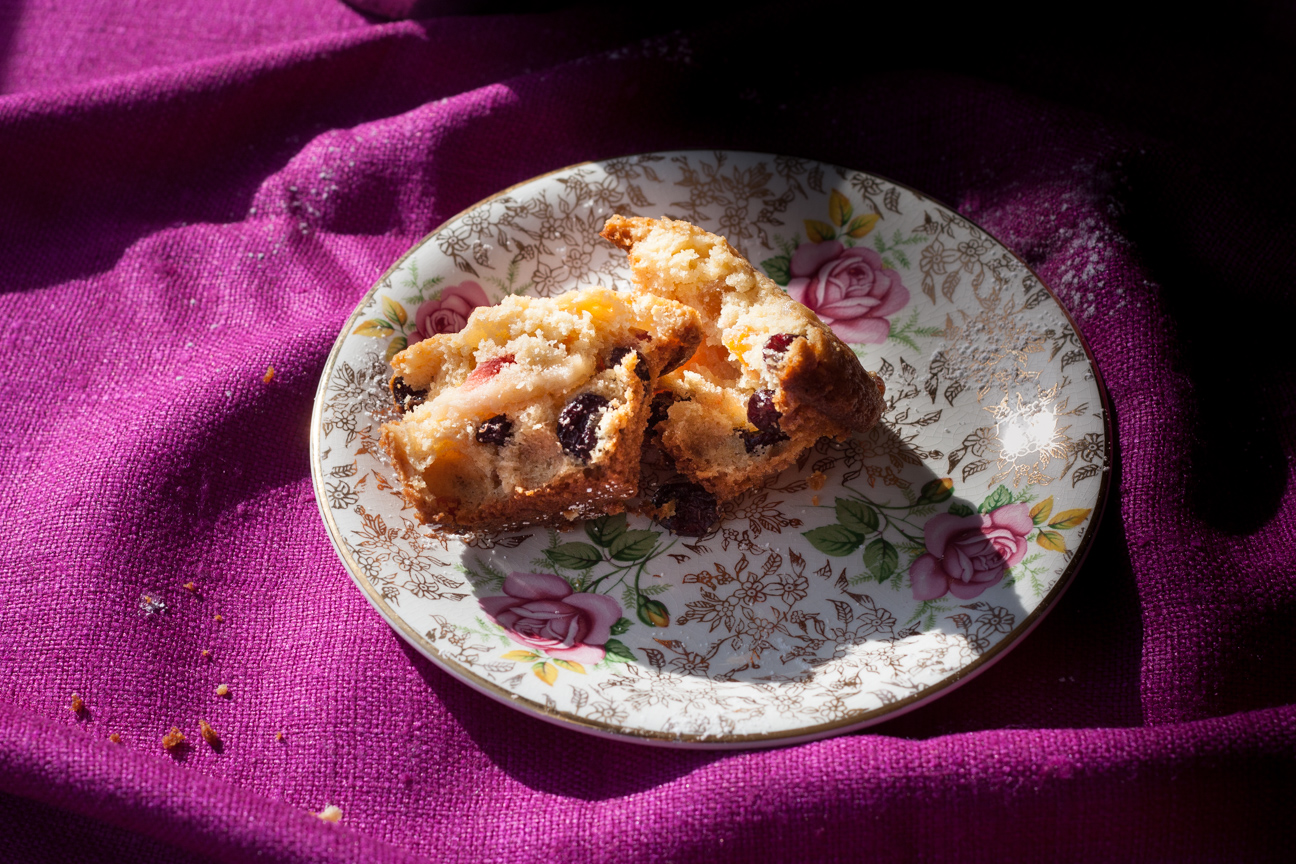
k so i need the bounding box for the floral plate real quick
[310,151,1110,748]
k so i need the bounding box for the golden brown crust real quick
[776,327,884,438]
[599,215,652,252]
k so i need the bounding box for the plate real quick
[310,151,1111,748]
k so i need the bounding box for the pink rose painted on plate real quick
[479,572,622,665]
[786,241,910,344]
[412,280,490,342]
[909,503,1032,601]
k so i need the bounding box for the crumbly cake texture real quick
[600,215,886,500]
[381,286,702,531]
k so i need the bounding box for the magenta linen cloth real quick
[2,2,1294,861]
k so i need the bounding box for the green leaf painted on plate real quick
[803,524,865,557]
[585,512,628,547]
[863,537,899,580]
[609,530,660,562]
[761,254,792,286]
[835,498,879,534]
[979,485,1013,513]
[603,638,636,664]
[545,542,603,570]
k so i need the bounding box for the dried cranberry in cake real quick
[763,333,799,363]
[742,390,788,452]
[391,376,427,412]
[475,414,513,446]
[557,393,610,461]
[741,428,789,454]
[653,481,718,537]
[608,347,650,382]
[747,389,782,432]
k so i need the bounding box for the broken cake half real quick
[600,215,885,501]
[380,286,702,531]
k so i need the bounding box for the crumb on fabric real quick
[275,731,285,742]
[263,366,275,384]
[201,649,211,660]
[216,684,229,697]
[199,719,221,748]
[139,593,167,617]
[184,582,197,592]
[811,495,820,507]
[213,613,224,623]
[162,727,185,750]
[315,805,342,823]
[70,693,85,716]
[808,471,827,491]
[108,733,121,744]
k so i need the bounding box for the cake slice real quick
[601,215,885,501]
[380,286,702,531]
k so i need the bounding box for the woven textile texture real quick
[1,2,1294,861]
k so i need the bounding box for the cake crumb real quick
[70,693,85,716]
[808,471,827,491]
[811,495,820,507]
[275,731,285,742]
[108,733,121,744]
[161,727,186,750]
[184,582,197,592]
[213,613,224,623]
[263,366,275,384]
[199,719,221,748]
[201,649,212,660]
[315,805,342,823]
[216,684,229,697]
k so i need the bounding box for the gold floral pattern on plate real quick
[309,151,1111,748]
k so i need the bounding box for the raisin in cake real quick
[601,215,885,501]
[380,286,702,530]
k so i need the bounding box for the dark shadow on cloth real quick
[1119,152,1292,536]
[0,790,217,864]
[343,0,588,19]
[395,635,724,798]
[0,0,18,94]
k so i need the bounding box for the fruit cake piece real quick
[601,215,885,501]
[380,286,702,531]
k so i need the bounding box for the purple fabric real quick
[1,2,1294,861]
